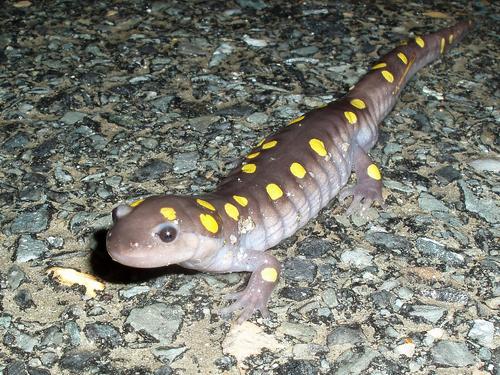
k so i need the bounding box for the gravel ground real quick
[1,0,499,374]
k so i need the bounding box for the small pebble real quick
[468,319,494,348]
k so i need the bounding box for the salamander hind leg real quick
[339,143,385,215]
[219,250,281,324]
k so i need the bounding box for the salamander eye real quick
[157,226,177,243]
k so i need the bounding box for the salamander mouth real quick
[106,232,197,268]
[107,248,167,268]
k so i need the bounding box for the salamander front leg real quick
[219,250,281,324]
[340,144,385,215]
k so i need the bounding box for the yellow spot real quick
[160,207,176,220]
[290,162,306,178]
[266,183,283,200]
[371,62,387,70]
[262,140,277,150]
[367,164,381,180]
[415,36,425,48]
[309,138,327,157]
[397,52,408,65]
[288,115,304,125]
[256,139,265,147]
[350,98,366,109]
[233,195,248,207]
[242,163,257,173]
[196,199,216,211]
[344,111,357,125]
[400,40,408,46]
[199,213,218,233]
[449,34,454,44]
[224,203,239,221]
[247,152,260,159]
[260,267,278,283]
[130,199,144,207]
[440,37,445,54]
[381,70,394,83]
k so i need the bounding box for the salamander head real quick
[106,195,224,268]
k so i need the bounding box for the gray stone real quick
[65,321,81,346]
[384,179,414,193]
[126,303,184,343]
[14,289,35,309]
[84,323,122,347]
[297,237,333,258]
[69,212,109,235]
[420,287,469,304]
[322,288,339,308]
[4,328,38,352]
[327,326,365,345]
[188,115,220,132]
[54,166,73,183]
[459,180,499,224]
[209,43,234,67]
[418,192,449,212]
[431,341,476,367]
[243,35,268,47]
[151,96,174,112]
[3,131,29,151]
[469,158,500,173]
[340,248,373,268]
[281,322,316,342]
[236,0,268,10]
[283,258,317,283]
[468,319,494,348]
[60,350,101,371]
[276,359,318,375]
[365,231,411,252]
[279,286,314,301]
[173,152,199,173]
[140,138,159,150]
[133,159,170,181]
[119,285,150,299]
[15,235,47,262]
[10,205,49,234]
[7,265,26,289]
[246,112,269,125]
[155,365,174,375]
[60,111,86,125]
[478,347,491,361]
[334,347,379,375]
[291,46,319,56]
[129,75,151,84]
[0,314,12,329]
[416,237,464,265]
[153,346,188,364]
[371,290,395,308]
[41,326,64,347]
[435,165,461,183]
[409,305,445,323]
[4,361,28,375]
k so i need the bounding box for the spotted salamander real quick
[107,21,472,323]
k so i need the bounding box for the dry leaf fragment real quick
[14,1,32,8]
[47,267,104,297]
[422,11,450,19]
[408,266,443,281]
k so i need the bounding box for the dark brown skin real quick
[107,20,473,323]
